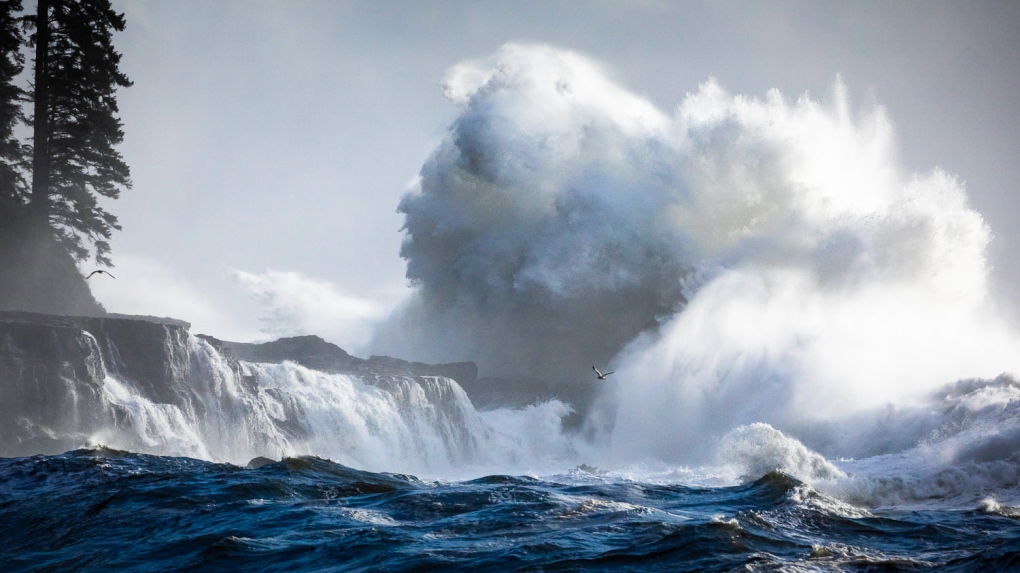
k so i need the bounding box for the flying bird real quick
[85,270,116,280]
[593,366,614,380]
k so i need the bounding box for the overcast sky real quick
[89,0,1020,347]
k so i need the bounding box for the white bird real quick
[592,365,614,380]
[85,270,116,279]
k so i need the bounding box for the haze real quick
[91,1,1020,354]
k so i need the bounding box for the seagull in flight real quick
[85,270,116,280]
[593,366,614,380]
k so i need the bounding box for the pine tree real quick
[28,0,131,266]
[0,0,27,223]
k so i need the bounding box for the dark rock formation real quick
[0,313,106,454]
[0,311,193,456]
[364,354,478,386]
[0,312,489,458]
[203,334,360,372]
[246,456,276,469]
[201,334,479,388]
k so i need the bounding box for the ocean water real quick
[6,47,1020,571]
[3,448,1019,572]
[2,335,1020,571]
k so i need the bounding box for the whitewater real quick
[4,44,1020,571]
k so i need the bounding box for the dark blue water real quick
[1,449,1018,572]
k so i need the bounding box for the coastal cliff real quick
[0,311,484,461]
[0,312,193,456]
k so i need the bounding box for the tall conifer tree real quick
[0,0,26,222]
[28,0,131,265]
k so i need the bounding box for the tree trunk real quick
[30,0,49,224]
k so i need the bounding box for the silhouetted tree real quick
[27,0,131,265]
[0,0,27,223]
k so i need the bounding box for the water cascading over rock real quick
[0,311,575,474]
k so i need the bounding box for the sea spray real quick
[91,334,578,475]
[717,422,845,482]
[583,52,1016,463]
[376,43,691,378]
[370,43,1020,500]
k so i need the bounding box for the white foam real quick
[717,423,845,482]
[87,335,580,477]
[378,44,1019,478]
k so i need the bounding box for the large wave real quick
[375,43,1020,470]
[373,44,691,379]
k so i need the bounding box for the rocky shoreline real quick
[0,310,601,458]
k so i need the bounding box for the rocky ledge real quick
[0,311,483,457]
[199,334,478,386]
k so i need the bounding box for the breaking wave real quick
[369,42,1020,503]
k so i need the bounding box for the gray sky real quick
[91,0,1020,346]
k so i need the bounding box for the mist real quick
[371,43,1019,463]
[0,215,106,317]
[374,44,694,379]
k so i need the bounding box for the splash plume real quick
[379,43,1018,464]
[378,44,693,378]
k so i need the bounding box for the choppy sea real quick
[2,448,1018,572]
